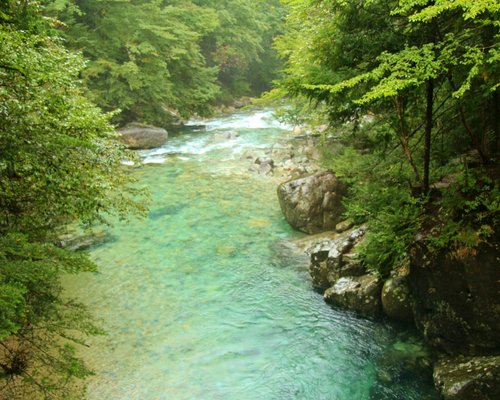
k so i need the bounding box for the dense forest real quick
[1,0,499,399]
[48,0,284,125]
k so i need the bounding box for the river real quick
[69,110,439,399]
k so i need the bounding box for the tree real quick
[0,234,100,400]
[51,0,221,126]
[49,0,285,124]
[195,0,285,102]
[274,0,500,273]
[0,2,143,397]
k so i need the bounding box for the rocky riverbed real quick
[65,109,499,399]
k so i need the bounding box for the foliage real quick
[195,0,285,102]
[275,0,500,273]
[260,90,331,129]
[0,23,144,239]
[0,1,285,396]
[0,234,101,400]
[325,125,424,276]
[49,0,220,125]
[48,0,285,125]
[428,169,500,250]
[0,2,144,397]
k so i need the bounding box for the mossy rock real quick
[434,355,500,400]
[381,276,414,322]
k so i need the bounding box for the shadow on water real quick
[148,203,188,220]
[369,330,437,399]
[167,123,207,137]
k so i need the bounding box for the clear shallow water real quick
[69,110,439,400]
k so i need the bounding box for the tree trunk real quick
[394,96,421,182]
[423,79,434,194]
[447,73,488,164]
[489,89,500,158]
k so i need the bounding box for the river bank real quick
[267,117,500,399]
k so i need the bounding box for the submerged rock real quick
[433,355,500,400]
[324,273,383,316]
[213,131,239,142]
[57,228,109,251]
[117,123,168,149]
[376,338,433,385]
[277,170,347,234]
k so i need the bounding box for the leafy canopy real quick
[274,0,500,274]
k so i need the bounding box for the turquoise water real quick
[70,111,439,399]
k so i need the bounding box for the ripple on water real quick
[66,110,439,400]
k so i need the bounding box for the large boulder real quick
[300,226,381,316]
[324,273,383,316]
[277,171,347,234]
[381,275,414,322]
[433,356,500,400]
[409,237,500,354]
[117,123,168,149]
[308,227,366,289]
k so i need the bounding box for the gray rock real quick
[315,124,329,133]
[309,250,332,289]
[308,227,366,289]
[340,252,366,277]
[381,276,414,322]
[255,156,274,167]
[324,273,383,316]
[433,356,500,400]
[336,219,354,233]
[213,131,239,142]
[282,159,296,169]
[57,229,109,251]
[233,97,253,108]
[291,231,338,253]
[277,170,347,234]
[249,162,273,175]
[259,163,273,175]
[117,123,168,149]
[409,235,500,353]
